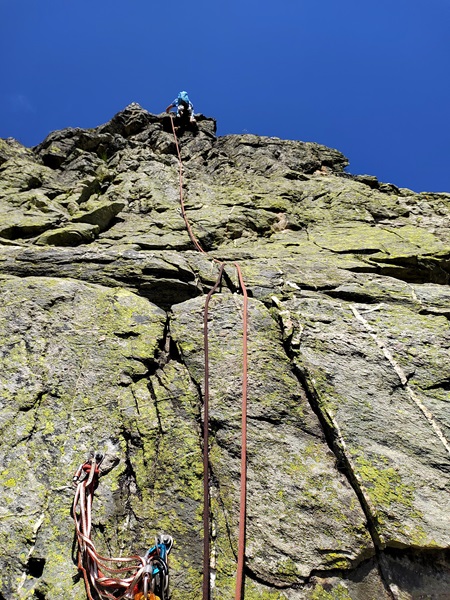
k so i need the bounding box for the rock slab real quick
[0,104,449,599]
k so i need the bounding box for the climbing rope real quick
[202,262,225,600]
[72,451,173,600]
[169,113,249,600]
[73,116,248,600]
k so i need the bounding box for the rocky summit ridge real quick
[0,103,449,599]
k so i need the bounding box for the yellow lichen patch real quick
[354,454,416,510]
[309,583,352,600]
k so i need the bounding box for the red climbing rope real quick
[171,115,207,256]
[72,452,172,600]
[169,114,249,600]
[234,262,248,600]
[72,453,144,600]
[202,263,225,600]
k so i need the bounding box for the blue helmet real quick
[178,91,190,104]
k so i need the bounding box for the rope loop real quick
[72,452,173,600]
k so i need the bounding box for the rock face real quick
[0,103,449,599]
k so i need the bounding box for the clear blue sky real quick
[1,0,449,192]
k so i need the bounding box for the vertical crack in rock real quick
[271,301,397,599]
[111,311,205,596]
[170,294,376,595]
[146,375,165,491]
[119,427,142,509]
[17,511,46,596]
[271,286,450,597]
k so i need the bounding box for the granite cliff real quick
[0,103,449,599]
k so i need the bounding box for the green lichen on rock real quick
[308,583,352,600]
[1,105,449,598]
[288,292,450,551]
[171,294,372,591]
[71,199,125,231]
[354,454,417,512]
[35,222,100,246]
[0,275,169,598]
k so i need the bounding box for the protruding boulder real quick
[35,222,100,245]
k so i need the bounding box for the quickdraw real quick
[72,451,173,600]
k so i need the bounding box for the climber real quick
[165,91,196,123]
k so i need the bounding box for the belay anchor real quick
[72,451,173,600]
